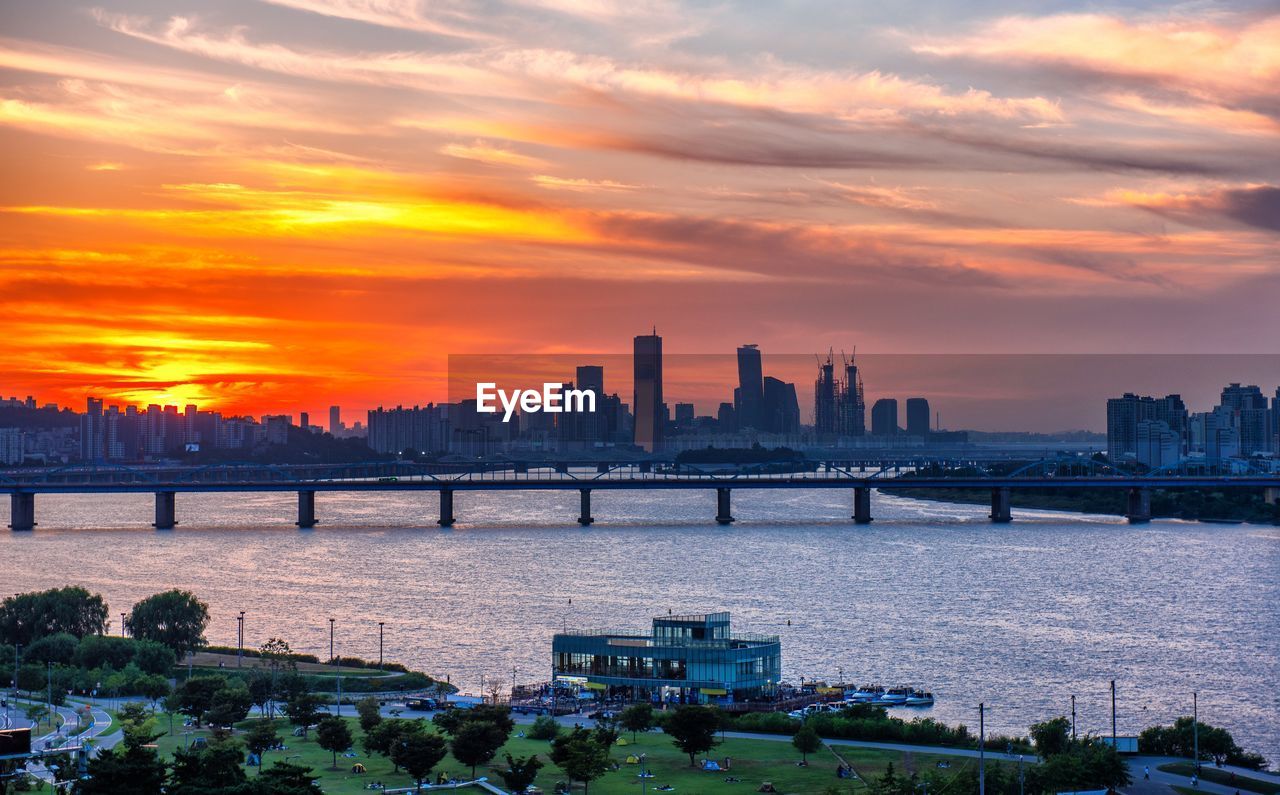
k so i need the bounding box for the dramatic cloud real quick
[0,1,1278,415]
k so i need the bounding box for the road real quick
[9,699,116,787]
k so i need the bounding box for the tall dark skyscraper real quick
[633,331,663,451]
[576,365,605,396]
[814,354,837,435]
[906,397,930,436]
[735,344,766,431]
[329,405,342,433]
[871,398,898,436]
[838,356,865,436]
[763,376,800,434]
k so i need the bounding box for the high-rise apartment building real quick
[633,332,663,451]
[905,397,931,437]
[871,398,898,436]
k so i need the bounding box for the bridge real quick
[3,457,1277,530]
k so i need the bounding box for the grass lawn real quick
[149,716,977,795]
[188,652,397,678]
[1158,763,1280,795]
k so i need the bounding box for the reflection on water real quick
[3,489,1277,760]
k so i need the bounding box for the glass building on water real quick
[552,612,781,704]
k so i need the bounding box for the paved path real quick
[1122,757,1280,795]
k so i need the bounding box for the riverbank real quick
[885,487,1280,525]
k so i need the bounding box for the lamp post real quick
[329,618,342,717]
[979,703,986,795]
[1071,694,1076,741]
[120,612,126,638]
[238,611,245,669]
[1193,691,1200,774]
[378,622,384,671]
[1110,680,1117,748]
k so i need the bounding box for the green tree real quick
[363,718,419,772]
[499,753,544,794]
[356,696,383,733]
[431,708,465,735]
[793,723,823,763]
[451,719,510,779]
[1030,716,1072,757]
[664,705,721,766]
[171,674,227,728]
[549,726,611,795]
[247,670,275,717]
[0,587,109,645]
[126,590,210,655]
[168,738,247,794]
[132,640,178,675]
[244,719,280,771]
[203,683,253,727]
[254,760,324,794]
[74,718,167,794]
[528,714,560,740]
[620,702,655,741]
[390,730,449,791]
[24,632,78,665]
[315,714,354,770]
[74,634,136,670]
[592,715,621,752]
[285,693,325,738]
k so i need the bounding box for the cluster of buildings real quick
[0,394,365,465]
[364,332,959,457]
[1106,383,1280,470]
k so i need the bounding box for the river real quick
[2,488,1276,761]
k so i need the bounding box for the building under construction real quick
[814,351,865,438]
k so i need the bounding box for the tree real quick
[0,586,109,645]
[203,683,253,727]
[451,719,510,779]
[315,715,354,769]
[500,753,544,794]
[592,715,621,751]
[364,718,419,772]
[793,724,823,763]
[132,640,177,675]
[528,714,560,740]
[621,702,655,741]
[664,705,722,766]
[254,760,324,795]
[285,693,325,738]
[171,674,227,727]
[244,719,279,771]
[356,696,383,733]
[1030,716,1072,757]
[247,670,275,717]
[24,632,79,665]
[549,727,611,795]
[168,738,248,794]
[390,730,448,791]
[431,708,466,735]
[126,590,210,655]
[74,717,167,795]
[74,634,136,670]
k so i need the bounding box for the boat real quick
[904,690,935,706]
[878,687,911,704]
[850,685,884,701]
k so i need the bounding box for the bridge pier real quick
[296,490,317,528]
[1125,487,1152,524]
[8,492,35,531]
[852,487,873,524]
[438,489,455,528]
[990,487,1012,523]
[1264,487,1279,506]
[715,487,735,525]
[577,489,594,526]
[154,491,177,529]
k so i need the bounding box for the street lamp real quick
[1193,691,1200,775]
[979,703,986,795]
[238,611,245,669]
[378,622,385,671]
[120,612,127,638]
[329,618,342,716]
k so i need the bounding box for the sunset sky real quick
[2,0,1278,419]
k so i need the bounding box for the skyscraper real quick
[735,344,766,431]
[329,405,343,433]
[1107,393,1187,463]
[906,397,930,437]
[1219,383,1270,456]
[838,357,865,437]
[814,354,837,436]
[763,377,800,434]
[633,331,663,451]
[871,398,898,436]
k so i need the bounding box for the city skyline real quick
[2,2,1279,415]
